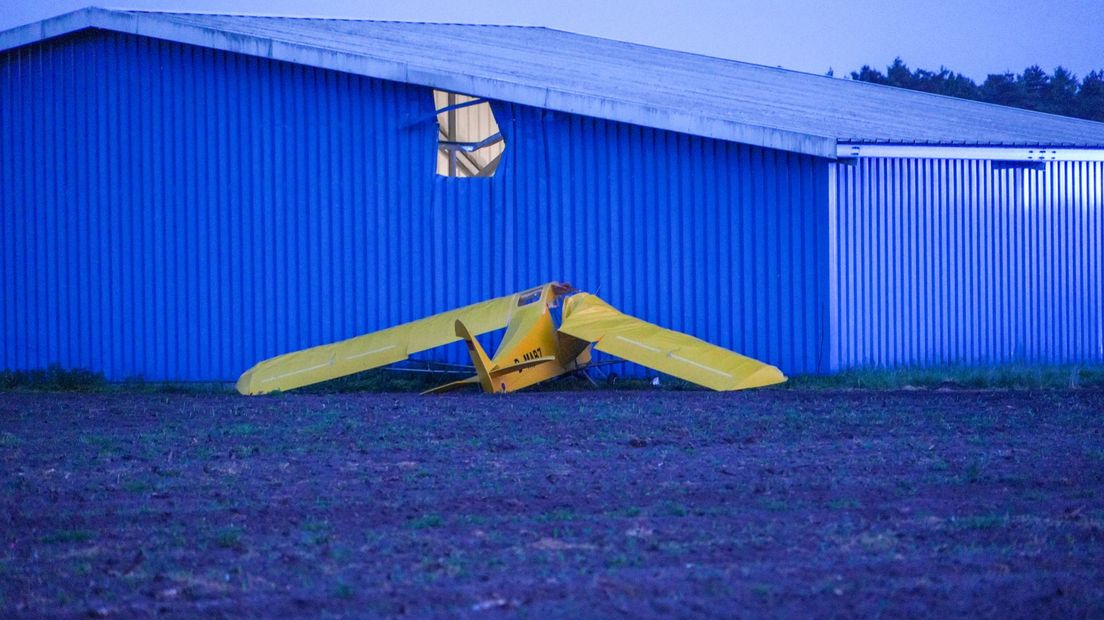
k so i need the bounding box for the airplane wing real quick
[236,283,566,394]
[558,293,786,391]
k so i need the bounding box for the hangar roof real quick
[4,7,1104,159]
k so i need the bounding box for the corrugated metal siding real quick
[832,158,1104,368]
[0,30,829,381]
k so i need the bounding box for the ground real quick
[1,389,1102,618]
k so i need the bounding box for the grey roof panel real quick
[3,8,1104,157]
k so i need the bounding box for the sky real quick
[1,0,1102,82]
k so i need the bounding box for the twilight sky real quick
[2,0,1102,81]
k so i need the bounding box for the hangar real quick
[1,8,1102,381]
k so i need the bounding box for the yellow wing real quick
[236,283,565,395]
[558,293,786,391]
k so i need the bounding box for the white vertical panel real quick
[834,158,1104,368]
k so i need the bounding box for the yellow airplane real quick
[235,282,786,395]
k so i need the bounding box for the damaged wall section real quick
[433,90,504,177]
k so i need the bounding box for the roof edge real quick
[839,143,1104,162]
[0,7,101,50]
[0,8,837,158]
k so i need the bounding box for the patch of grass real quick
[954,513,1010,531]
[787,364,1104,390]
[605,552,641,568]
[215,526,245,550]
[459,514,489,527]
[118,376,235,394]
[41,529,94,544]
[330,545,353,563]
[123,480,154,494]
[403,469,434,483]
[231,445,257,459]
[0,365,106,391]
[407,514,444,530]
[961,459,987,483]
[663,502,689,517]
[225,423,260,437]
[781,408,807,431]
[616,506,642,518]
[0,366,235,393]
[301,520,333,544]
[80,434,122,458]
[539,507,577,522]
[829,498,862,510]
[139,382,235,394]
[302,411,342,436]
[759,498,791,512]
[334,582,353,599]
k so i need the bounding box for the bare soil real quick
[1,389,1102,618]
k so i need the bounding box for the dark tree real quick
[980,72,1026,108]
[1079,71,1104,121]
[848,59,1104,121]
[1046,67,1079,115]
[850,65,888,84]
[885,57,915,89]
[852,58,981,100]
[915,67,980,99]
[1019,65,1051,109]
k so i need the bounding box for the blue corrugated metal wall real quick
[832,158,1104,368]
[1,30,830,381]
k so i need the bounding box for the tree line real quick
[842,58,1104,122]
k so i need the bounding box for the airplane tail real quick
[454,319,499,393]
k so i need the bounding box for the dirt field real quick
[1,389,1102,618]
